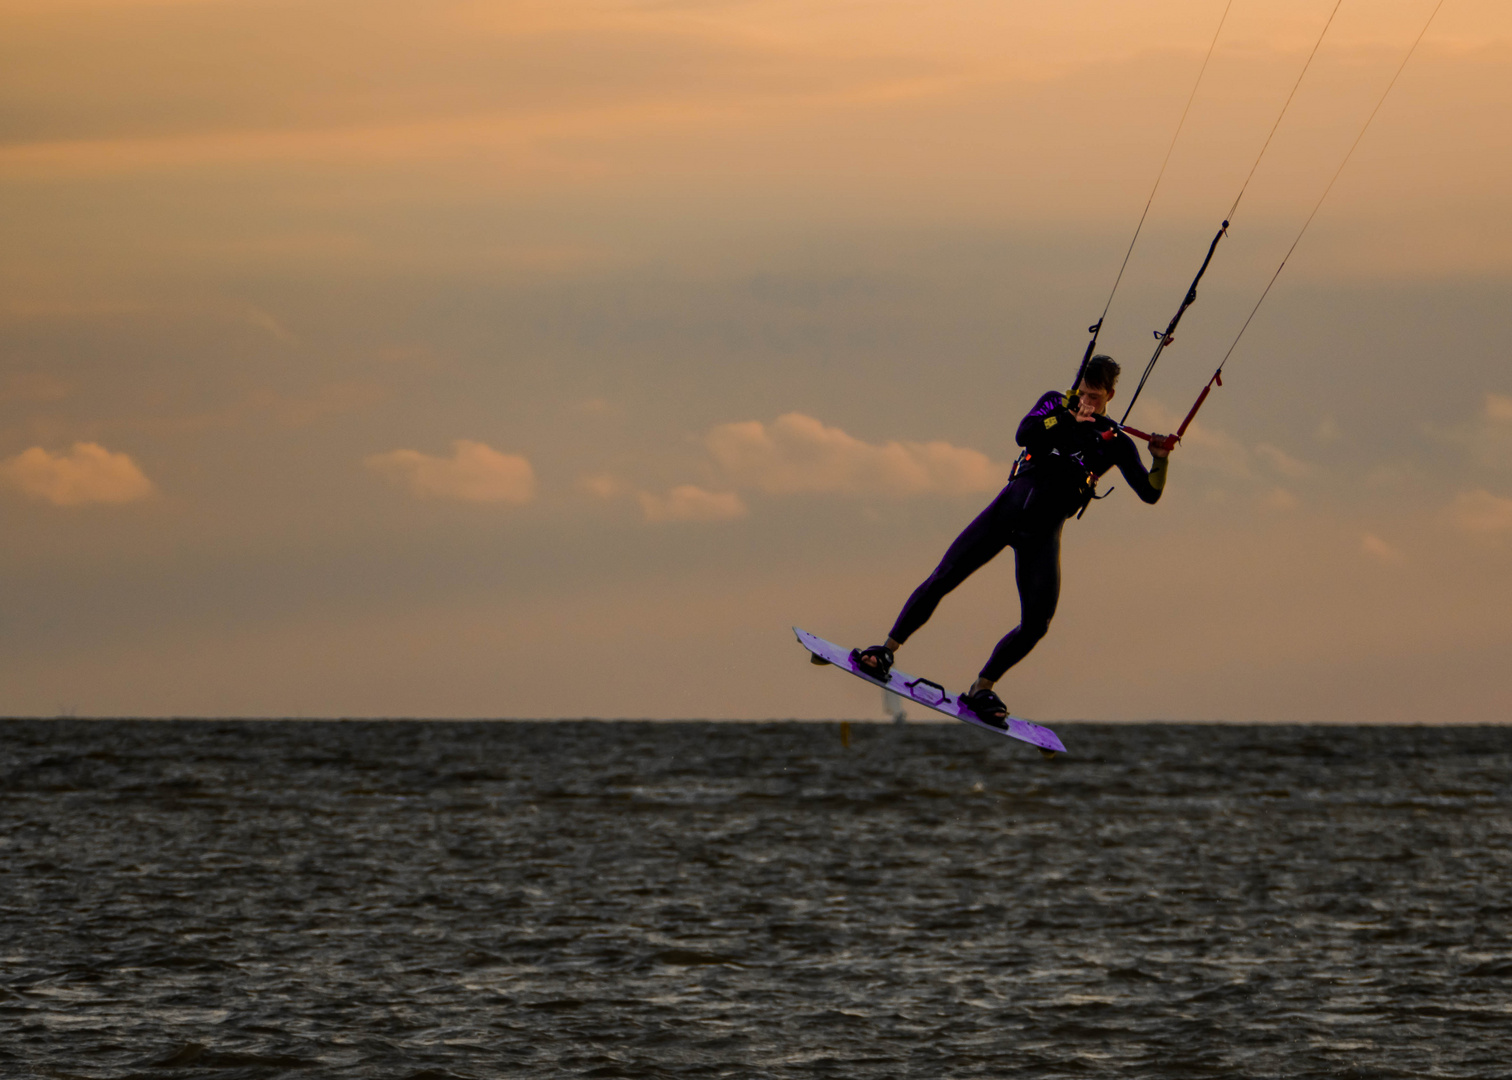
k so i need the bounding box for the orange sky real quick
[2,0,1510,721]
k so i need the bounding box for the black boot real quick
[959,686,1008,728]
[849,645,894,681]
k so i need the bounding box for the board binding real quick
[794,627,1066,756]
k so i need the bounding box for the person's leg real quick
[974,525,1062,688]
[885,490,1015,649]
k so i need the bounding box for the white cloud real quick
[706,412,1006,497]
[1132,400,1252,479]
[1361,533,1404,565]
[578,472,622,499]
[1469,423,1512,470]
[1263,487,1298,511]
[365,440,536,503]
[1365,464,1415,489]
[638,485,747,523]
[0,442,154,506]
[1139,402,1326,491]
[1425,393,1512,469]
[1449,489,1512,534]
[574,398,623,418]
[1254,443,1314,479]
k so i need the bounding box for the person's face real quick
[1076,384,1113,420]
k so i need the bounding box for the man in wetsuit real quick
[850,355,1172,725]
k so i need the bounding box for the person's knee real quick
[1019,611,1054,643]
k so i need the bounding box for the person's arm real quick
[1112,431,1170,504]
[1016,391,1077,452]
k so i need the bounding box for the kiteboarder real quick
[850,355,1172,725]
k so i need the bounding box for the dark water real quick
[3,720,1512,1079]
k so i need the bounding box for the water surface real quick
[3,720,1510,1078]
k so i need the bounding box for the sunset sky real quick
[3,0,1509,722]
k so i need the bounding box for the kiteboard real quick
[794,627,1067,757]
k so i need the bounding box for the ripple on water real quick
[1,720,1511,1078]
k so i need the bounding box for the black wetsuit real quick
[888,390,1166,682]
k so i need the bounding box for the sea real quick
[3,719,1511,1079]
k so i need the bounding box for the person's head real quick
[1076,355,1120,416]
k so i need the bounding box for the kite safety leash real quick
[1117,0,1445,443]
[1111,0,1345,425]
[1059,0,1446,516]
[1067,0,1236,401]
[1116,221,1227,426]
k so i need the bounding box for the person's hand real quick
[1149,434,1177,458]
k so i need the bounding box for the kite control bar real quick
[1109,368,1223,452]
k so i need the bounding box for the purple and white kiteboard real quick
[794,627,1067,757]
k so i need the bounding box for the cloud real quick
[1263,487,1299,511]
[1133,400,1253,479]
[366,440,536,503]
[573,398,623,418]
[1141,402,1324,490]
[1254,443,1314,479]
[638,485,747,523]
[0,442,154,506]
[1425,393,1512,469]
[1365,464,1415,489]
[578,472,623,499]
[236,303,296,342]
[706,412,1006,497]
[1449,489,1512,535]
[1361,533,1404,565]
